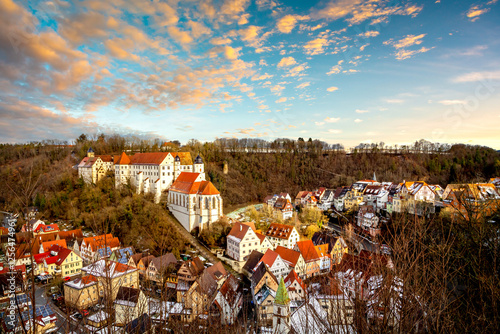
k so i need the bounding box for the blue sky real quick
[0,0,499,149]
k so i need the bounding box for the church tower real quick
[193,154,205,179]
[174,155,181,179]
[87,147,95,158]
[273,277,290,334]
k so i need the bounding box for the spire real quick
[174,155,181,162]
[373,171,377,181]
[194,154,203,164]
[274,277,290,305]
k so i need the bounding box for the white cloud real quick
[356,109,369,113]
[277,56,297,68]
[327,86,338,92]
[385,99,404,104]
[354,119,363,123]
[315,121,325,126]
[276,97,287,103]
[453,70,500,83]
[438,100,467,105]
[325,117,340,123]
[328,129,342,134]
[296,82,310,89]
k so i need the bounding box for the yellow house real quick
[114,286,149,326]
[332,237,349,265]
[34,245,82,277]
[343,188,365,211]
[64,259,139,309]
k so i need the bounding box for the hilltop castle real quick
[77,149,222,232]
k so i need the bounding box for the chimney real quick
[240,224,242,231]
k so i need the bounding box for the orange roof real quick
[58,229,84,240]
[255,232,267,244]
[83,234,119,252]
[170,172,220,195]
[228,222,252,241]
[284,269,305,291]
[295,240,320,263]
[115,152,131,165]
[274,246,301,267]
[314,244,329,257]
[129,152,169,165]
[41,239,67,252]
[265,223,295,240]
[257,249,279,269]
[97,155,113,162]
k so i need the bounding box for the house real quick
[311,231,338,257]
[443,183,500,220]
[64,260,139,309]
[251,261,279,295]
[212,274,243,325]
[318,189,335,211]
[137,255,155,278]
[254,284,276,327]
[335,253,373,299]
[114,286,149,326]
[332,236,350,265]
[273,198,294,220]
[110,246,135,264]
[205,261,229,288]
[78,147,114,184]
[255,249,291,279]
[39,239,67,253]
[314,243,331,273]
[182,269,218,322]
[363,185,383,207]
[177,257,204,283]
[9,305,57,334]
[284,270,306,302]
[86,310,112,329]
[242,250,264,277]
[114,151,199,200]
[34,244,82,278]
[264,223,300,249]
[333,186,350,211]
[265,193,292,207]
[58,229,84,250]
[310,276,354,326]
[21,219,46,233]
[128,253,148,268]
[146,253,177,284]
[274,246,307,279]
[122,313,153,334]
[80,234,120,262]
[226,221,262,262]
[167,169,223,232]
[489,177,500,190]
[294,240,321,278]
[33,223,59,236]
[357,205,380,233]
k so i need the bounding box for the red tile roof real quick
[228,222,252,241]
[198,181,220,195]
[170,172,220,195]
[256,249,279,269]
[284,269,305,291]
[41,239,67,252]
[97,155,113,162]
[274,246,301,267]
[295,240,320,263]
[265,223,295,240]
[114,152,131,165]
[35,223,59,233]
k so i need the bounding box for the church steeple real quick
[273,277,290,334]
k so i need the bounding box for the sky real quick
[0,0,499,149]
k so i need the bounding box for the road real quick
[328,222,376,252]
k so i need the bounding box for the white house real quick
[264,223,300,250]
[77,148,114,184]
[212,274,243,325]
[255,249,291,280]
[167,171,223,232]
[226,222,262,262]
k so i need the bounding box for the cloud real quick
[296,82,310,89]
[356,109,369,113]
[466,1,497,22]
[210,37,232,45]
[315,121,325,126]
[357,30,380,38]
[384,34,432,60]
[327,60,344,75]
[438,100,467,105]
[271,84,285,94]
[277,56,297,68]
[304,37,329,55]
[452,70,500,83]
[385,99,404,104]
[276,14,309,33]
[384,34,426,49]
[354,119,363,123]
[328,129,342,134]
[276,97,287,103]
[288,65,307,77]
[167,26,193,46]
[325,117,340,123]
[251,73,274,81]
[327,86,339,92]
[235,25,265,48]
[311,0,423,25]
[187,20,211,39]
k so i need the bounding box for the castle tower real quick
[273,277,290,334]
[87,147,95,158]
[174,155,181,179]
[194,154,204,173]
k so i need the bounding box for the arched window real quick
[205,198,209,209]
[213,197,216,209]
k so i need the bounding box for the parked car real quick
[63,276,71,281]
[73,312,83,320]
[80,309,89,317]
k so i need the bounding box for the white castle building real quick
[77,148,114,184]
[77,150,222,232]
